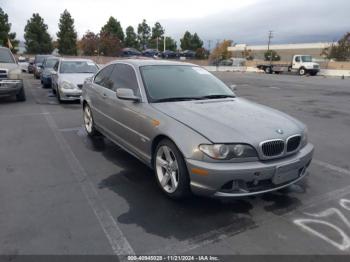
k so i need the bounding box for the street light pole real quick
[163,36,166,52]
[267,30,273,65]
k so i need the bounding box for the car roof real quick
[59,58,95,62]
[109,59,197,67]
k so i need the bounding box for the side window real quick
[110,64,140,95]
[53,61,59,71]
[94,65,114,89]
[295,56,300,62]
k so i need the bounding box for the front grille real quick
[261,140,284,157]
[287,135,301,152]
[313,65,319,69]
[0,69,8,79]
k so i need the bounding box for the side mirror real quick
[116,88,141,102]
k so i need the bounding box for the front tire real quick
[16,87,26,102]
[298,67,306,76]
[154,139,191,199]
[83,104,99,137]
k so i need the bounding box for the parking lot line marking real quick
[0,112,49,118]
[313,159,350,176]
[26,82,135,256]
[59,127,81,132]
[42,107,135,256]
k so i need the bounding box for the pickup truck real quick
[0,46,26,101]
[257,55,320,76]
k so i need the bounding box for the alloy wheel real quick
[155,146,179,193]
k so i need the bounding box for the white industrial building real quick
[228,42,333,61]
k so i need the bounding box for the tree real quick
[264,50,280,61]
[191,33,203,50]
[180,31,193,50]
[163,36,177,51]
[24,13,53,54]
[180,31,203,51]
[99,32,122,56]
[209,40,233,63]
[137,19,151,50]
[325,32,350,61]
[80,31,99,56]
[148,22,165,50]
[124,26,138,48]
[100,16,124,42]
[0,8,19,53]
[57,9,77,55]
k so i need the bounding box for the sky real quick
[1,0,349,47]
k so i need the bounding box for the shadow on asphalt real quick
[78,135,309,240]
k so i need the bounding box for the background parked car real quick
[17,56,29,72]
[142,49,160,57]
[51,58,99,103]
[41,57,59,88]
[27,58,35,73]
[180,50,196,58]
[0,47,26,101]
[121,48,142,57]
[161,50,178,59]
[33,54,53,79]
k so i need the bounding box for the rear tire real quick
[16,87,26,102]
[153,139,191,199]
[298,67,306,76]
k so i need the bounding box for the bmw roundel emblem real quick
[276,129,284,134]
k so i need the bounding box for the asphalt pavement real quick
[1,72,350,256]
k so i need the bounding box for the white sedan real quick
[51,58,98,103]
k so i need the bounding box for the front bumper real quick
[59,87,82,101]
[0,79,23,97]
[186,143,314,197]
[41,75,52,86]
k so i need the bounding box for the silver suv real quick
[0,47,26,102]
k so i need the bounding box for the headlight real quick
[61,81,76,90]
[301,128,308,148]
[8,68,22,80]
[199,144,257,160]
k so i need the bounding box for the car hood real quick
[152,98,305,145]
[0,63,19,71]
[59,73,94,86]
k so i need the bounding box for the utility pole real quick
[207,40,212,51]
[163,36,166,52]
[267,30,273,65]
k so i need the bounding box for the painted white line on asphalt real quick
[313,159,350,176]
[42,107,135,256]
[0,112,49,118]
[268,86,281,89]
[27,81,135,256]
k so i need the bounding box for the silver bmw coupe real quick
[82,60,314,199]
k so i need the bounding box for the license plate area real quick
[272,160,300,185]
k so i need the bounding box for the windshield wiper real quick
[198,94,236,99]
[153,97,204,103]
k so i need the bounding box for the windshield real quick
[140,65,234,102]
[35,55,50,64]
[301,56,313,62]
[0,49,15,63]
[44,59,58,68]
[59,61,98,74]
